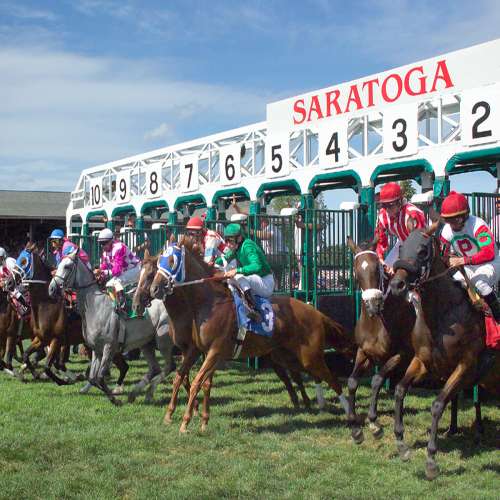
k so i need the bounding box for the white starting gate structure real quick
[67,38,500,231]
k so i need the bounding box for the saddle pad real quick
[106,288,139,320]
[231,290,274,338]
[484,316,500,350]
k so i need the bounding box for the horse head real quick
[48,249,94,298]
[347,236,385,316]
[150,235,211,300]
[132,249,156,316]
[390,221,440,297]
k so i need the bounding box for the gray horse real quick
[48,250,174,406]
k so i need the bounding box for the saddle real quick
[106,283,139,320]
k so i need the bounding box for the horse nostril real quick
[397,280,406,290]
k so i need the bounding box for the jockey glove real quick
[484,291,500,323]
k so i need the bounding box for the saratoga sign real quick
[267,38,500,132]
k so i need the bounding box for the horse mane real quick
[178,235,215,277]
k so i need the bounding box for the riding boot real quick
[475,348,497,383]
[483,291,500,323]
[243,290,261,322]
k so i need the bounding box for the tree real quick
[399,180,416,200]
[269,193,326,214]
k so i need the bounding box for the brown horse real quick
[17,245,85,384]
[0,289,24,373]
[346,237,416,443]
[133,252,315,414]
[389,223,499,479]
[147,237,354,433]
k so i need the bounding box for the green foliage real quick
[0,358,498,499]
[269,193,326,213]
[399,180,417,200]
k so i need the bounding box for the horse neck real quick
[73,258,99,306]
[28,253,51,305]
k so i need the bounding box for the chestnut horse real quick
[389,224,500,479]
[346,237,416,443]
[0,289,25,373]
[147,238,354,433]
[133,252,321,411]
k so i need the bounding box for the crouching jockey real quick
[216,223,274,322]
[0,247,29,315]
[184,215,229,266]
[440,191,500,321]
[48,229,91,269]
[375,182,426,272]
[96,228,140,313]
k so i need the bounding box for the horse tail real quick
[322,315,355,358]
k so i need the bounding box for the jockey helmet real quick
[186,216,204,230]
[224,223,242,238]
[49,228,65,240]
[0,247,6,259]
[441,191,469,218]
[379,182,402,204]
[98,228,114,241]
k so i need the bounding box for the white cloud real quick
[144,123,174,142]
[0,2,57,22]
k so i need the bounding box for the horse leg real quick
[269,360,300,409]
[96,343,122,406]
[0,338,6,371]
[129,342,159,402]
[367,354,402,440]
[445,395,459,437]
[289,370,312,409]
[180,347,220,433]
[112,353,129,396]
[474,388,484,445]
[394,357,427,462]
[299,348,349,415]
[14,336,24,363]
[21,337,43,380]
[346,349,370,443]
[164,347,199,425]
[4,335,17,374]
[200,373,214,432]
[44,338,70,386]
[426,361,471,480]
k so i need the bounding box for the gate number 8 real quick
[392,118,407,152]
[149,171,159,194]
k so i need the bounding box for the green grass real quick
[0,357,498,500]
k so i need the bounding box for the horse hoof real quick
[163,414,173,425]
[79,382,92,394]
[369,422,384,440]
[351,428,364,445]
[397,441,411,462]
[128,392,138,404]
[425,458,440,480]
[200,422,208,432]
[144,394,153,404]
[39,372,49,381]
[3,368,15,377]
[179,423,188,434]
[112,398,123,407]
[75,374,86,382]
[112,384,124,395]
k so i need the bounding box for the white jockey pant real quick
[106,265,141,292]
[451,256,500,296]
[233,273,275,298]
[384,241,401,268]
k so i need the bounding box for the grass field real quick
[0,357,498,500]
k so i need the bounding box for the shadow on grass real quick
[247,414,347,434]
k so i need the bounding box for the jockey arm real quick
[235,247,264,276]
[467,225,496,265]
[374,220,389,261]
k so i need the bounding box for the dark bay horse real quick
[17,246,86,385]
[389,223,500,479]
[147,238,354,433]
[0,289,25,373]
[346,237,416,443]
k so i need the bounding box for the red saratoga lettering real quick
[430,59,454,92]
[381,73,403,103]
[325,89,342,117]
[307,95,324,122]
[404,65,427,96]
[345,84,363,113]
[293,99,307,125]
[362,78,379,107]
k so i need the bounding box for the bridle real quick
[354,250,390,300]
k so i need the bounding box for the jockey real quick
[48,229,90,269]
[185,215,230,266]
[0,248,29,315]
[217,223,274,321]
[96,228,140,312]
[375,182,426,270]
[440,191,500,322]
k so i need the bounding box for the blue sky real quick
[1,0,499,204]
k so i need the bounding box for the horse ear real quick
[178,234,185,246]
[370,235,379,251]
[425,220,440,236]
[428,207,441,223]
[346,237,358,254]
[169,233,176,245]
[407,216,417,233]
[144,248,150,260]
